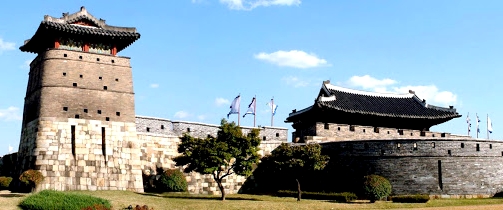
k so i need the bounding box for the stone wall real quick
[136,132,284,194]
[317,138,503,197]
[295,122,454,143]
[17,117,143,192]
[135,116,288,142]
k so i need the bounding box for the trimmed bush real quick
[19,190,111,210]
[392,194,430,203]
[0,176,13,190]
[19,169,44,191]
[276,190,357,202]
[158,169,188,192]
[362,175,392,203]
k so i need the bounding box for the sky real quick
[0,0,502,156]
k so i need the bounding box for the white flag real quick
[8,145,13,153]
[243,97,256,118]
[227,95,240,118]
[266,99,278,116]
[488,117,493,134]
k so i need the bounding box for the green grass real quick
[3,190,503,210]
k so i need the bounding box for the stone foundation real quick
[18,117,144,192]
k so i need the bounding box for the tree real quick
[173,119,261,201]
[362,174,392,203]
[265,143,329,201]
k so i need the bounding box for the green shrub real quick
[392,194,430,203]
[19,190,111,210]
[362,174,392,203]
[0,176,13,190]
[276,190,357,202]
[19,169,44,191]
[158,169,188,192]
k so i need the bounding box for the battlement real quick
[293,122,463,143]
[135,116,288,142]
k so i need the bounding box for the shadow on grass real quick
[0,193,26,198]
[135,192,261,201]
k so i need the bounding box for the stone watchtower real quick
[17,7,143,191]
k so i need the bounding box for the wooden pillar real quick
[83,43,89,52]
[112,45,117,56]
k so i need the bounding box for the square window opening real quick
[115,78,119,82]
[103,86,107,90]
[97,110,102,114]
[63,72,67,76]
[276,133,279,137]
[461,143,465,148]
[73,83,77,87]
[96,58,100,61]
[75,114,80,119]
[105,117,110,121]
[111,60,115,63]
[116,112,120,116]
[64,54,67,57]
[490,144,493,149]
[63,107,68,111]
[161,125,165,129]
[99,76,103,80]
[146,127,150,132]
[84,109,88,113]
[187,128,191,132]
[324,123,329,130]
[263,136,267,141]
[79,56,82,59]
[79,75,83,78]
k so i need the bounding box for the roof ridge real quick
[324,83,414,98]
[42,6,137,33]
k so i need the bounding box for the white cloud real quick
[0,38,15,52]
[215,97,230,107]
[346,75,457,106]
[255,50,328,69]
[150,84,159,88]
[347,75,397,90]
[20,60,31,70]
[282,76,310,87]
[220,0,301,10]
[0,106,22,121]
[174,111,191,119]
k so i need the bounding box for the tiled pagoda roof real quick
[286,81,461,128]
[20,6,140,53]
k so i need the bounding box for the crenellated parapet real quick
[293,122,464,143]
[135,116,288,142]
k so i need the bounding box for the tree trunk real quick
[296,178,301,201]
[217,181,226,201]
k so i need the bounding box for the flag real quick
[243,97,256,118]
[8,145,13,153]
[266,99,278,116]
[477,114,481,133]
[227,95,240,118]
[488,117,493,134]
[466,113,471,132]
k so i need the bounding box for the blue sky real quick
[0,0,502,156]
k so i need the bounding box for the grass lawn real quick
[4,190,503,210]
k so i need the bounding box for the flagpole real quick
[271,98,274,127]
[238,95,241,127]
[476,113,479,139]
[254,95,256,127]
[467,112,470,136]
[487,114,489,140]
